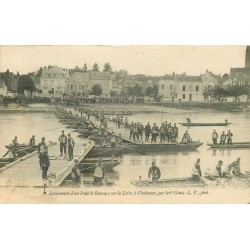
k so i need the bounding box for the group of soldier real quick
[212,129,233,144]
[128,121,180,143]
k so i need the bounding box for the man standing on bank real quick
[59,130,67,157]
[148,161,161,181]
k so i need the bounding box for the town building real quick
[40,66,69,95]
[158,74,204,102]
[229,46,250,86]
[88,71,114,96]
[64,71,115,97]
[65,72,90,96]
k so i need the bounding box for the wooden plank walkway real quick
[0,140,94,187]
[65,108,138,143]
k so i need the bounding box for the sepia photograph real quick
[0,45,249,204]
[1,2,249,250]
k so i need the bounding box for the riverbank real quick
[150,101,250,112]
[82,102,250,113]
[1,101,250,114]
[0,103,56,113]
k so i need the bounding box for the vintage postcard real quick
[0,45,249,203]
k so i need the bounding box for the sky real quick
[0,45,246,76]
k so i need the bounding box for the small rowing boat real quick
[131,176,206,187]
[179,122,231,126]
[5,144,38,155]
[207,142,250,149]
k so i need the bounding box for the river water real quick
[0,106,249,187]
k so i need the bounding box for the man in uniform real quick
[220,131,226,145]
[226,130,233,144]
[12,136,19,146]
[148,161,161,181]
[29,135,35,146]
[38,137,50,180]
[226,157,242,177]
[110,132,117,148]
[151,123,158,143]
[182,130,192,144]
[144,122,151,142]
[173,123,179,142]
[67,133,75,161]
[192,158,202,180]
[58,130,67,157]
[71,159,81,187]
[93,160,104,186]
[212,129,218,144]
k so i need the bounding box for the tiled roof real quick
[45,66,65,74]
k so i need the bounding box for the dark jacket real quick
[148,166,161,180]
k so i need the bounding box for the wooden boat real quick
[207,142,250,149]
[87,135,130,143]
[79,157,120,172]
[5,144,38,153]
[179,122,231,126]
[86,146,126,157]
[123,141,203,153]
[86,141,203,157]
[131,176,206,187]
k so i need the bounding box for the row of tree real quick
[203,85,249,100]
[73,62,112,73]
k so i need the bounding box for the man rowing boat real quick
[182,130,192,144]
[192,158,202,180]
[12,136,19,146]
[148,161,161,181]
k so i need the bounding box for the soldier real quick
[58,130,67,157]
[226,130,233,144]
[38,137,50,180]
[212,129,218,144]
[71,159,81,187]
[220,131,226,145]
[29,135,36,146]
[144,122,151,142]
[173,123,179,142]
[110,132,117,148]
[148,161,161,181]
[192,158,202,180]
[182,130,192,144]
[93,161,104,186]
[67,133,75,161]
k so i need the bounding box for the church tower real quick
[245,45,250,68]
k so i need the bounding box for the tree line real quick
[203,85,249,101]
